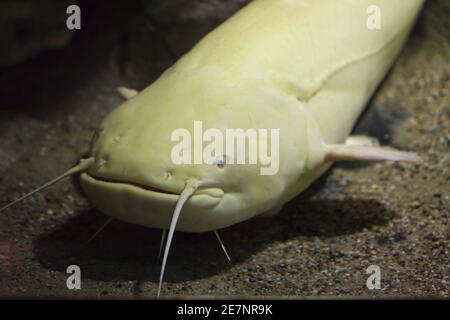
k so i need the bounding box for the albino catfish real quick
[1,0,424,296]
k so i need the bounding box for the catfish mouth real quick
[82,173,225,199]
[79,172,227,233]
[88,174,180,196]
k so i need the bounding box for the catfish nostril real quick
[112,134,123,143]
[98,158,107,169]
[164,171,172,180]
[97,154,110,169]
[89,127,105,154]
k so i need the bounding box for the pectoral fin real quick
[324,144,421,163]
[345,135,380,147]
[117,86,138,100]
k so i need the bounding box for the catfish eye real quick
[214,155,228,168]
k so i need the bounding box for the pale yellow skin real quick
[80,0,424,232]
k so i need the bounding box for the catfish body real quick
[80,0,424,232]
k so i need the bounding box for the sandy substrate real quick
[0,0,448,298]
